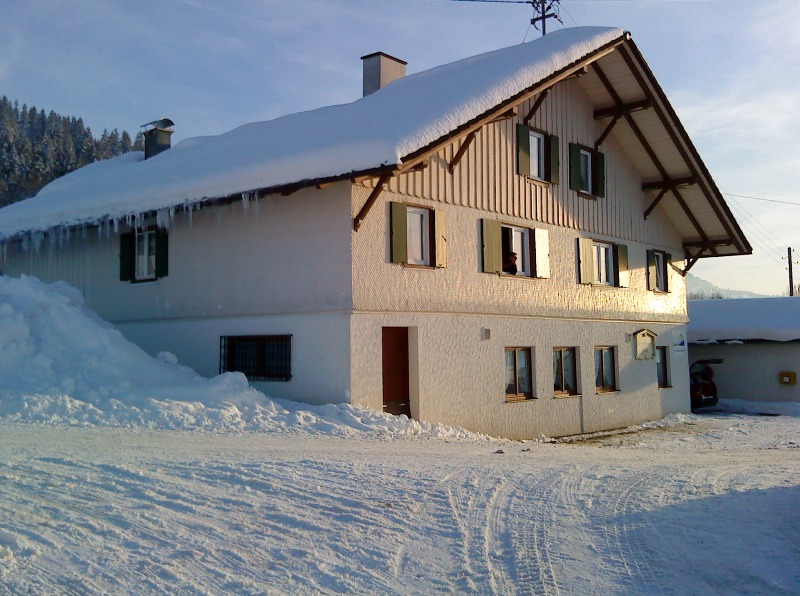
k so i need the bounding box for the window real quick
[120,228,168,283]
[390,202,446,267]
[647,250,671,292]
[505,347,534,401]
[577,238,628,287]
[517,124,559,183]
[482,219,550,278]
[569,143,605,197]
[220,335,292,381]
[594,346,617,392]
[553,347,577,396]
[656,346,670,388]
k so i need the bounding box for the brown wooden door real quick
[382,327,411,417]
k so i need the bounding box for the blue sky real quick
[3,0,799,295]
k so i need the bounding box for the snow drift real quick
[0,275,475,438]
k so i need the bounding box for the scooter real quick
[689,358,723,411]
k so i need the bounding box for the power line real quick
[722,192,800,207]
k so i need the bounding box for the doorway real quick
[382,327,411,417]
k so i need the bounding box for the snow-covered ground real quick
[1,275,799,594]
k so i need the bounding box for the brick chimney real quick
[361,52,407,97]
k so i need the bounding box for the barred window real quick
[220,335,292,381]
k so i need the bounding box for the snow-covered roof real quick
[0,27,625,241]
[689,297,800,343]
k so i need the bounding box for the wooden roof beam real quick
[595,115,621,150]
[591,62,709,242]
[353,173,392,232]
[593,99,651,120]
[617,44,744,255]
[643,187,668,220]
[642,176,698,191]
[448,130,477,174]
[489,108,518,123]
[523,89,550,125]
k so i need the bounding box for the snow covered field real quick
[1,276,799,594]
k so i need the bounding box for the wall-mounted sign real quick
[673,330,687,353]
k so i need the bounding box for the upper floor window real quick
[120,228,168,283]
[577,238,628,287]
[569,143,605,198]
[390,202,446,268]
[517,124,559,184]
[482,219,550,278]
[647,250,671,292]
[505,347,534,401]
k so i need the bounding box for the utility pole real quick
[790,247,795,296]
[530,0,561,36]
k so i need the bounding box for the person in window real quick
[503,252,518,275]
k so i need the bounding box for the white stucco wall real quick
[2,184,353,322]
[689,343,800,403]
[351,312,688,439]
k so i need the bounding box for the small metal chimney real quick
[361,52,407,97]
[141,118,175,160]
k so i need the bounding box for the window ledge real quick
[505,396,536,403]
[500,273,536,280]
[525,177,551,189]
[402,263,436,270]
[553,393,581,399]
[595,389,620,395]
[577,192,598,201]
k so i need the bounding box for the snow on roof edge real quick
[0,27,626,242]
[688,297,800,343]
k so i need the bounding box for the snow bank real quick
[689,297,800,342]
[0,275,477,439]
[0,27,624,240]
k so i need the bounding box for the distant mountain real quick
[686,273,769,299]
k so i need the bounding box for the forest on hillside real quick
[0,96,143,206]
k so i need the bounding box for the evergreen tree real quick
[0,98,145,206]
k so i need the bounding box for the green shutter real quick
[646,249,657,291]
[569,143,582,191]
[482,219,502,273]
[155,229,169,279]
[578,238,594,284]
[517,124,531,177]
[119,232,134,282]
[594,151,606,198]
[390,202,407,264]
[616,244,629,287]
[547,134,559,184]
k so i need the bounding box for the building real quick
[0,27,750,439]
[689,298,800,403]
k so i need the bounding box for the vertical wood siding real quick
[363,78,674,248]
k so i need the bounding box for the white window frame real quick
[135,230,157,281]
[405,206,430,266]
[501,224,531,276]
[529,130,546,181]
[593,241,614,286]
[579,148,593,195]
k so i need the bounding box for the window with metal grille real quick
[219,335,292,381]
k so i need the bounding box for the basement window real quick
[220,335,292,381]
[505,347,534,401]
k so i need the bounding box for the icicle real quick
[242,192,251,214]
[33,232,44,253]
[113,218,119,234]
[21,234,30,254]
[157,208,169,229]
[188,203,193,228]
[169,207,175,223]
[65,227,71,243]
[253,194,261,217]
[2,242,7,262]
